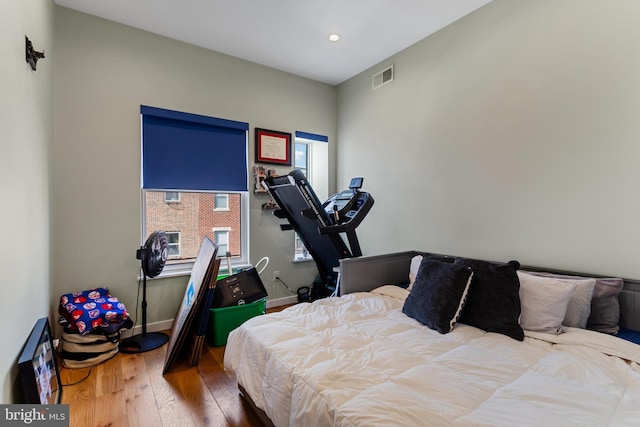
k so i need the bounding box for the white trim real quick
[266,295,299,309]
[241,192,249,265]
[119,319,174,339]
[144,262,194,279]
[142,261,252,280]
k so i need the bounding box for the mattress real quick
[224,286,640,427]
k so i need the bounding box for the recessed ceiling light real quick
[328,34,340,42]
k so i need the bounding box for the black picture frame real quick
[18,317,62,404]
[255,128,292,166]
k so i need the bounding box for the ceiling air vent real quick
[372,65,394,90]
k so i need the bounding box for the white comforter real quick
[224,286,640,427]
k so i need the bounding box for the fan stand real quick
[120,270,169,354]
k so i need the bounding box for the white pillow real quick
[408,255,423,291]
[521,271,596,329]
[517,271,577,334]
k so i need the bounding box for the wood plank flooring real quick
[59,306,292,427]
[59,341,265,427]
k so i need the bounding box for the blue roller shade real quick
[141,105,249,191]
[295,131,328,142]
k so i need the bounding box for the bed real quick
[224,251,640,427]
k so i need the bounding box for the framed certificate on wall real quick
[255,128,292,166]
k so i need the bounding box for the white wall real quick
[337,0,640,279]
[53,7,337,332]
[0,0,54,403]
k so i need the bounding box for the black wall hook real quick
[26,36,45,71]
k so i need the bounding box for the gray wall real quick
[5,0,640,405]
[337,0,640,279]
[0,0,54,404]
[53,7,336,334]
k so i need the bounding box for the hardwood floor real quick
[59,306,293,426]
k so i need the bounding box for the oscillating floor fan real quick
[120,231,170,353]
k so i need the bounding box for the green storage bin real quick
[207,297,267,346]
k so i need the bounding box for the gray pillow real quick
[524,271,623,334]
[563,278,596,329]
[402,258,473,334]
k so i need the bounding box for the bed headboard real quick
[619,281,640,330]
[338,251,640,331]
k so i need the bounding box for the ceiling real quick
[53,0,493,85]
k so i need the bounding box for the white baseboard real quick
[120,319,174,339]
[266,295,298,308]
[120,297,296,339]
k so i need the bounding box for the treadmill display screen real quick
[349,177,363,189]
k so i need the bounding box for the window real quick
[294,234,310,260]
[293,131,329,261]
[213,229,230,256]
[294,141,311,261]
[141,106,249,276]
[214,194,229,211]
[144,192,244,266]
[294,142,308,177]
[166,232,181,257]
[164,192,180,203]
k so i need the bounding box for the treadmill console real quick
[349,177,363,190]
[323,177,373,226]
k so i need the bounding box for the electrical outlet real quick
[273,270,280,280]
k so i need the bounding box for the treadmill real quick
[263,169,374,299]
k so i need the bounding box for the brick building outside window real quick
[144,191,242,264]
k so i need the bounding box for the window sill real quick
[139,261,252,280]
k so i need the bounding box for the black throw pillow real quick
[421,253,456,263]
[456,258,524,341]
[402,258,474,334]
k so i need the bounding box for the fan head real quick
[137,230,169,278]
